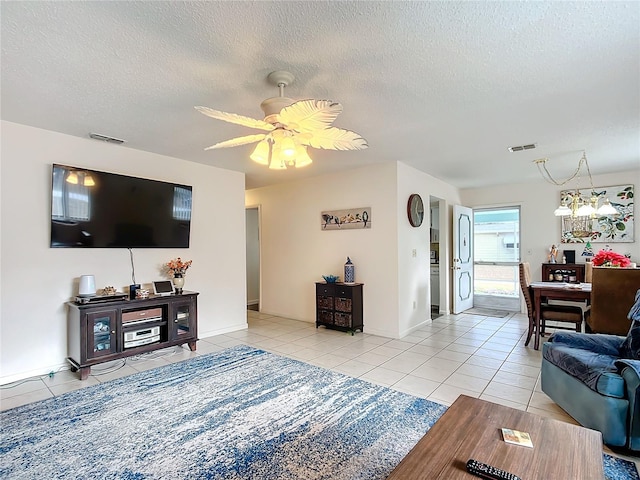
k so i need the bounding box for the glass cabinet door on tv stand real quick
[86,310,118,357]
[169,296,197,350]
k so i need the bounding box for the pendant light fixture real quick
[534,151,619,238]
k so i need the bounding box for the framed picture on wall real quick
[321,207,371,230]
[561,184,634,243]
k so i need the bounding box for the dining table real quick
[529,282,591,350]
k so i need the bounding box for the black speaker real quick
[129,283,141,300]
[563,250,576,263]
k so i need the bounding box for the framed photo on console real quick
[152,280,174,296]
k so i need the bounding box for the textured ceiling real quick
[2,1,639,189]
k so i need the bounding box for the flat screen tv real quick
[50,164,192,248]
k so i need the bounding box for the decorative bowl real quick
[322,275,340,283]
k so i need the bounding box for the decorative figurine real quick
[135,289,150,299]
[102,286,117,296]
[344,257,355,284]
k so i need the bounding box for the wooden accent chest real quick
[315,282,363,334]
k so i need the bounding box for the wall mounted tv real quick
[51,164,192,248]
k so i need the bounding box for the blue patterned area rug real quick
[0,345,637,479]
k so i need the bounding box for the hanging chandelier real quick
[533,151,618,238]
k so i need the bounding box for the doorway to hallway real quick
[429,196,444,317]
[246,206,260,311]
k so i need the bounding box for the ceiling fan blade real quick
[195,106,274,132]
[279,100,343,132]
[204,134,266,150]
[304,127,368,151]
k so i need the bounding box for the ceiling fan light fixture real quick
[294,146,313,168]
[280,136,296,157]
[260,96,295,117]
[196,70,367,171]
[250,140,270,165]
[268,157,286,170]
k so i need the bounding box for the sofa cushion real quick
[619,289,640,360]
[543,343,625,398]
[549,331,623,355]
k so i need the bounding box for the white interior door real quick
[453,205,474,314]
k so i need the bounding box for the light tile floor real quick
[2,309,638,468]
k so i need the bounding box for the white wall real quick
[461,170,640,283]
[246,163,399,337]
[420,173,463,316]
[0,121,248,383]
[246,161,462,338]
[397,164,430,336]
[396,162,464,335]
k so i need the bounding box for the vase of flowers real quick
[591,250,631,268]
[166,257,192,294]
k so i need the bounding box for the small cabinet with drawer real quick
[315,282,363,334]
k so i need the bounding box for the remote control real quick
[466,459,521,480]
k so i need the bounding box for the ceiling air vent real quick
[89,133,126,144]
[508,143,537,152]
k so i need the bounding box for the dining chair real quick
[519,262,584,346]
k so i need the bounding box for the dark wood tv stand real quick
[66,291,198,380]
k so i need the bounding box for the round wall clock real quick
[407,194,424,227]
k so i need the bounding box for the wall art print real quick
[561,184,634,243]
[321,207,371,230]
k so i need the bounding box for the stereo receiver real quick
[124,326,160,349]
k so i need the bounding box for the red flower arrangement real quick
[166,257,192,276]
[591,250,631,268]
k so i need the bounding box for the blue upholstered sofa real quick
[541,289,640,450]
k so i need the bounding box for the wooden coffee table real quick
[387,395,604,479]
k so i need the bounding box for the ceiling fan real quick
[195,71,368,170]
